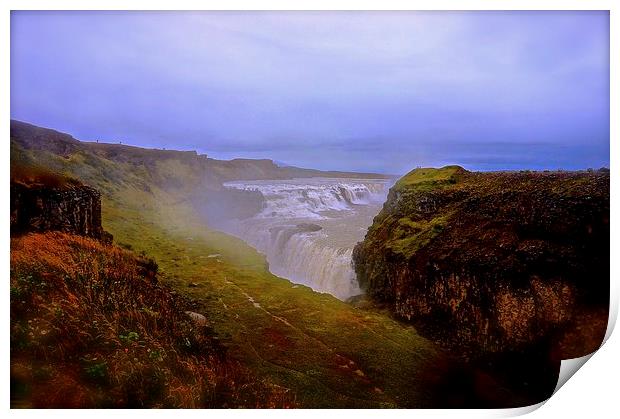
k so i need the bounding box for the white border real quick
[2,1,618,418]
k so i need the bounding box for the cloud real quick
[10,10,609,173]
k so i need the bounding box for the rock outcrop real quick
[11,172,112,244]
[353,166,609,397]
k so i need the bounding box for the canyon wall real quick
[353,166,609,359]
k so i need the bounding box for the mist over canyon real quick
[215,178,391,299]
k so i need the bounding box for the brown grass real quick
[10,232,294,408]
[11,163,81,190]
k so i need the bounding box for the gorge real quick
[10,120,610,408]
[216,178,391,300]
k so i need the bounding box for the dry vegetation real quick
[10,232,294,408]
[10,163,82,190]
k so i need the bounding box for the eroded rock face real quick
[353,167,609,358]
[11,182,113,244]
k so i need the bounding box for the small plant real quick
[119,331,139,345]
[148,349,164,362]
[53,306,64,318]
[10,286,23,299]
[84,361,108,382]
[140,307,159,318]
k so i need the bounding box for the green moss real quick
[385,214,450,257]
[394,165,464,192]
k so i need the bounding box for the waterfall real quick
[220,178,390,300]
[224,179,386,219]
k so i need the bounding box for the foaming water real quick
[226,178,387,220]
[220,178,390,300]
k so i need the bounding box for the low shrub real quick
[10,232,294,408]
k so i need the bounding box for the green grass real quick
[12,140,447,407]
[101,193,443,407]
[385,215,450,258]
[394,165,463,192]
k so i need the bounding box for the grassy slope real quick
[394,165,463,191]
[11,139,444,407]
[11,232,292,408]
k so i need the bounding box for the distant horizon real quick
[11,11,610,173]
[11,118,609,176]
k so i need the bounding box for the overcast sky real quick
[11,11,609,174]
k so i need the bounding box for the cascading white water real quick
[219,178,390,300]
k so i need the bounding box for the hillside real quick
[11,120,391,188]
[353,166,610,401]
[11,120,392,226]
[10,163,292,407]
[11,232,291,408]
[11,121,509,407]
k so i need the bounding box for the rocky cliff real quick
[353,166,609,396]
[11,168,112,243]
